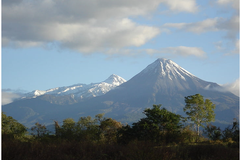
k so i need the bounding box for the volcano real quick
[2,58,239,128]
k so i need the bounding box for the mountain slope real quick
[21,74,126,104]
[75,58,238,124]
[122,58,219,94]
[2,58,239,128]
[95,58,223,106]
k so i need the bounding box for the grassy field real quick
[2,138,239,160]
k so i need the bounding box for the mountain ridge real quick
[2,58,239,128]
[21,74,126,101]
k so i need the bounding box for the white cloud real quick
[217,15,239,40]
[163,0,198,13]
[163,18,220,34]
[2,92,21,105]
[163,15,239,52]
[2,0,199,54]
[161,0,239,55]
[215,79,240,97]
[58,18,160,53]
[146,46,206,58]
[101,45,206,58]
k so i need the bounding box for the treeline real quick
[2,105,238,144]
[2,94,239,160]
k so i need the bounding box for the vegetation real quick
[2,112,27,139]
[203,120,239,143]
[117,104,183,144]
[184,94,216,136]
[31,122,49,137]
[3,139,239,160]
[2,94,239,160]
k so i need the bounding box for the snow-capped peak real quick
[142,58,196,81]
[22,74,126,100]
[104,74,126,86]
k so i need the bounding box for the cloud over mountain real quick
[2,91,21,105]
[218,79,239,96]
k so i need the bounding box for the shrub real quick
[203,124,222,140]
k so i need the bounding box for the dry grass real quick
[2,137,239,160]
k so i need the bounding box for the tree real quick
[60,118,76,139]
[143,105,182,132]
[54,120,61,137]
[203,124,222,140]
[99,118,122,143]
[118,104,183,143]
[2,112,27,139]
[222,119,239,142]
[183,94,215,136]
[76,116,99,141]
[58,114,107,141]
[31,122,48,137]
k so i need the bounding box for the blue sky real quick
[2,0,239,97]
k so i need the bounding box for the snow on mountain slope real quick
[104,74,126,85]
[22,74,126,99]
[142,58,195,81]
[119,58,221,95]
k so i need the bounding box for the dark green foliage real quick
[75,115,100,141]
[2,112,27,139]
[53,113,123,142]
[59,118,78,139]
[222,120,239,142]
[203,124,222,140]
[118,104,183,144]
[117,124,135,144]
[55,116,99,141]
[2,101,239,160]
[143,104,183,132]
[203,121,239,143]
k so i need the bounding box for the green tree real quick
[99,118,122,143]
[76,116,99,141]
[143,104,182,132]
[55,114,122,143]
[31,122,48,137]
[58,114,106,141]
[118,104,183,144]
[60,118,76,139]
[183,94,216,136]
[2,112,27,139]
